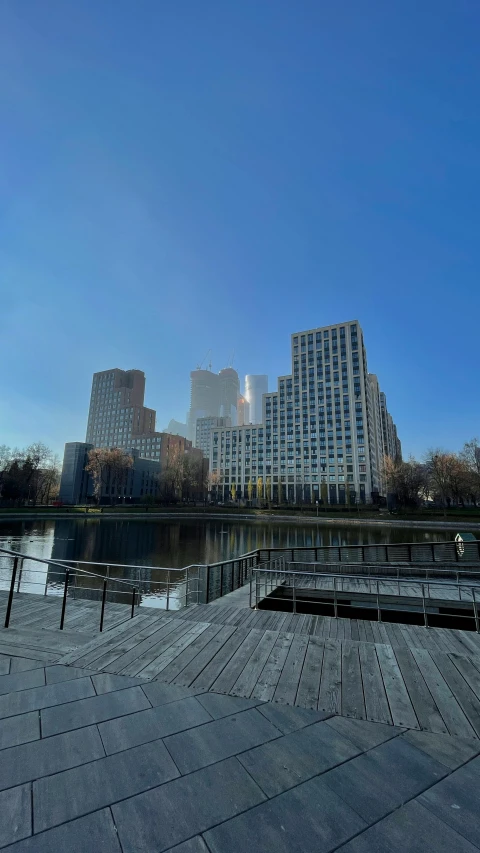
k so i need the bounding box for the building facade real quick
[86,369,156,448]
[59,443,161,504]
[195,416,231,458]
[244,375,268,424]
[237,397,250,426]
[209,322,401,505]
[187,367,240,440]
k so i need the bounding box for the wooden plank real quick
[0,643,58,662]
[449,653,480,703]
[350,620,359,641]
[273,633,309,706]
[87,616,172,671]
[393,647,447,734]
[376,643,419,729]
[342,619,352,641]
[119,621,196,677]
[341,643,365,720]
[136,622,211,680]
[356,620,367,643]
[58,613,157,665]
[251,633,294,702]
[231,630,279,698]
[190,628,252,690]
[358,643,392,725]
[430,651,480,738]
[171,624,237,687]
[296,638,324,710]
[410,647,476,739]
[211,629,266,694]
[157,623,224,683]
[318,639,342,715]
[79,616,173,670]
[362,621,375,644]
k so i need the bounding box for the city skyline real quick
[1,1,479,457]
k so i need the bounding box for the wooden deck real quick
[2,589,480,738]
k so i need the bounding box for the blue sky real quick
[1,0,479,459]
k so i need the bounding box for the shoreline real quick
[0,510,479,532]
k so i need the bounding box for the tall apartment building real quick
[237,397,250,426]
[244,375,268,424]
[209,322,401,504]
[379,392,402,461]
[187,367,239,440]
[195,416,231,458]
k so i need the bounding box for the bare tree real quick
[460,438,480,504]
[424,449,459,515]
[85,448,133,504]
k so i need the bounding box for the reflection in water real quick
[0,518,453,609]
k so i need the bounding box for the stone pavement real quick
[0,652,479,852]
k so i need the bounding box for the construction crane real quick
[196,349,212,371]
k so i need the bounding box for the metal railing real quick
[256,540,480,565]
[251,566,480,631]
[288,561,480,585]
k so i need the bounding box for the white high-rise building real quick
[210,322,401,504]
[244,375,268,424]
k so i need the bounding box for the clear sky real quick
[1,0,479,459]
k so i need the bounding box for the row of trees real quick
[384,439,480,511]
[85,447,207,503]
[0,444,60,505]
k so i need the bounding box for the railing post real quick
[99,579,107,632]
[292,572,296,614]
[16,558,24,593]
[376,579,381,622]
[333,576,338,619]
[255,570,259,609]
[131,587,137,618]
[4,556,19,628]
[473,588,479,633]
[422,583,428,628]
[206,565,211,604]
[249,572,253,609]
[166,571,170,611]
[60,570,70,630]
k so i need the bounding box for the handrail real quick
[288,561,480,580]
[253,566,480,591]
[0,547,141,589]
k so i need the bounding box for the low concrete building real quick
[59,443,161,504]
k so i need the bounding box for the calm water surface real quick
[0,517,454,608]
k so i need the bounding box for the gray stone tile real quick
[41,685,150,737]
[141,681,204,707]
[9,658,44,674]
[112,757,265,852]
[238,720,361,797]
[0,785,31,847]
[322,736,448,825]
[34,738,179,832]
[91,672,143,695]
[401,729,480,770]
[165,708,281,774]
[256,702,331,733]
[45,665,90,685]
[195,692,262,720]
[204,774,367,853]
[164,839,209,853]
[0,656,10,675]
[0,725,104,791]
[334,799,479,852]
[99,695,212,755]
[418,757,480,847]
[1,808,122,853]
[0,676,94,719]
[325,715,403,750]
[0,668,45,696]
[0,711,40,750]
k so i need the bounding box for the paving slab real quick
[0,676,95,719]
[195,691,263,720]
[401,729,480,770]
[164,708,281,774]
[238,719,361,797]
[0,668,45,696]
[112,756,266,853]
[0,785,31,847]
[1,807,122,853]
[418,757,480,847]
[334,799,479,852]
[91,672,144,695]
[9,657,46,674]
[33,738,179,832]
[99,695,212,755]
[0,725,104,790]
[0,711,40,750]
[141,681,205,707]
[256,702,331,734]
[204,773,367,853]
[325,715,403,750]
[322,736,449,824]
[40,685,151,736]
[44,665,91,684]
[164,838,210,853]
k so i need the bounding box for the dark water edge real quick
[0,518,455,609]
